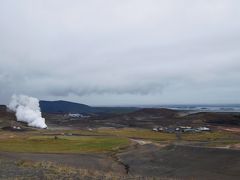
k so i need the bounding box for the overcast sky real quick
[0,0,240,106]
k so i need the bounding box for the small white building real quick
[197,127,210,131]
[69,113,83,118]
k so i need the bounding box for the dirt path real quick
[217,126,240,133]
[130,139,152,145]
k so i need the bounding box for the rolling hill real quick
[39,100,138,114]
[39,100,94,114]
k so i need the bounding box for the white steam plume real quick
[7,94,47,129]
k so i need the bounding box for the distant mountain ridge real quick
[39,100,138,114]
[39,100,95,114]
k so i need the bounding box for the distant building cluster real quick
[12,126,21,130]
[68,113,90,118]
[153,126,210,133]
[2,125,23,132]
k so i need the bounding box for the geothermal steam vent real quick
[8,95,47,129]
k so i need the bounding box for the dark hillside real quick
[40,100,138,114]
[0,105,23,128]
[187,112,240,126]
[40,100,94,114]
[129,108,179,118]
[100,108,183,128]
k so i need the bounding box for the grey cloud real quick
[0,0,240,105]
[47,81,167,97]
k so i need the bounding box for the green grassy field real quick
[0,128,240,154]
[0,135,129,153]
[0,128,176,154]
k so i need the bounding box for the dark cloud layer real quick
[1,0,240,105]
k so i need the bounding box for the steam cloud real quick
[8,94,47,129]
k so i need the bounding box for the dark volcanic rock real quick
[129,108,179,118]
[118,144,240,179]
[0,105,29,129]
[187,112,240,126]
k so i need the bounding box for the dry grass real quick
[181,131,239,141]
[15,160,177,180]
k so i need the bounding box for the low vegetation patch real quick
[181,131,240,142]
[207,140,240,147]
[45,129,102,136]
